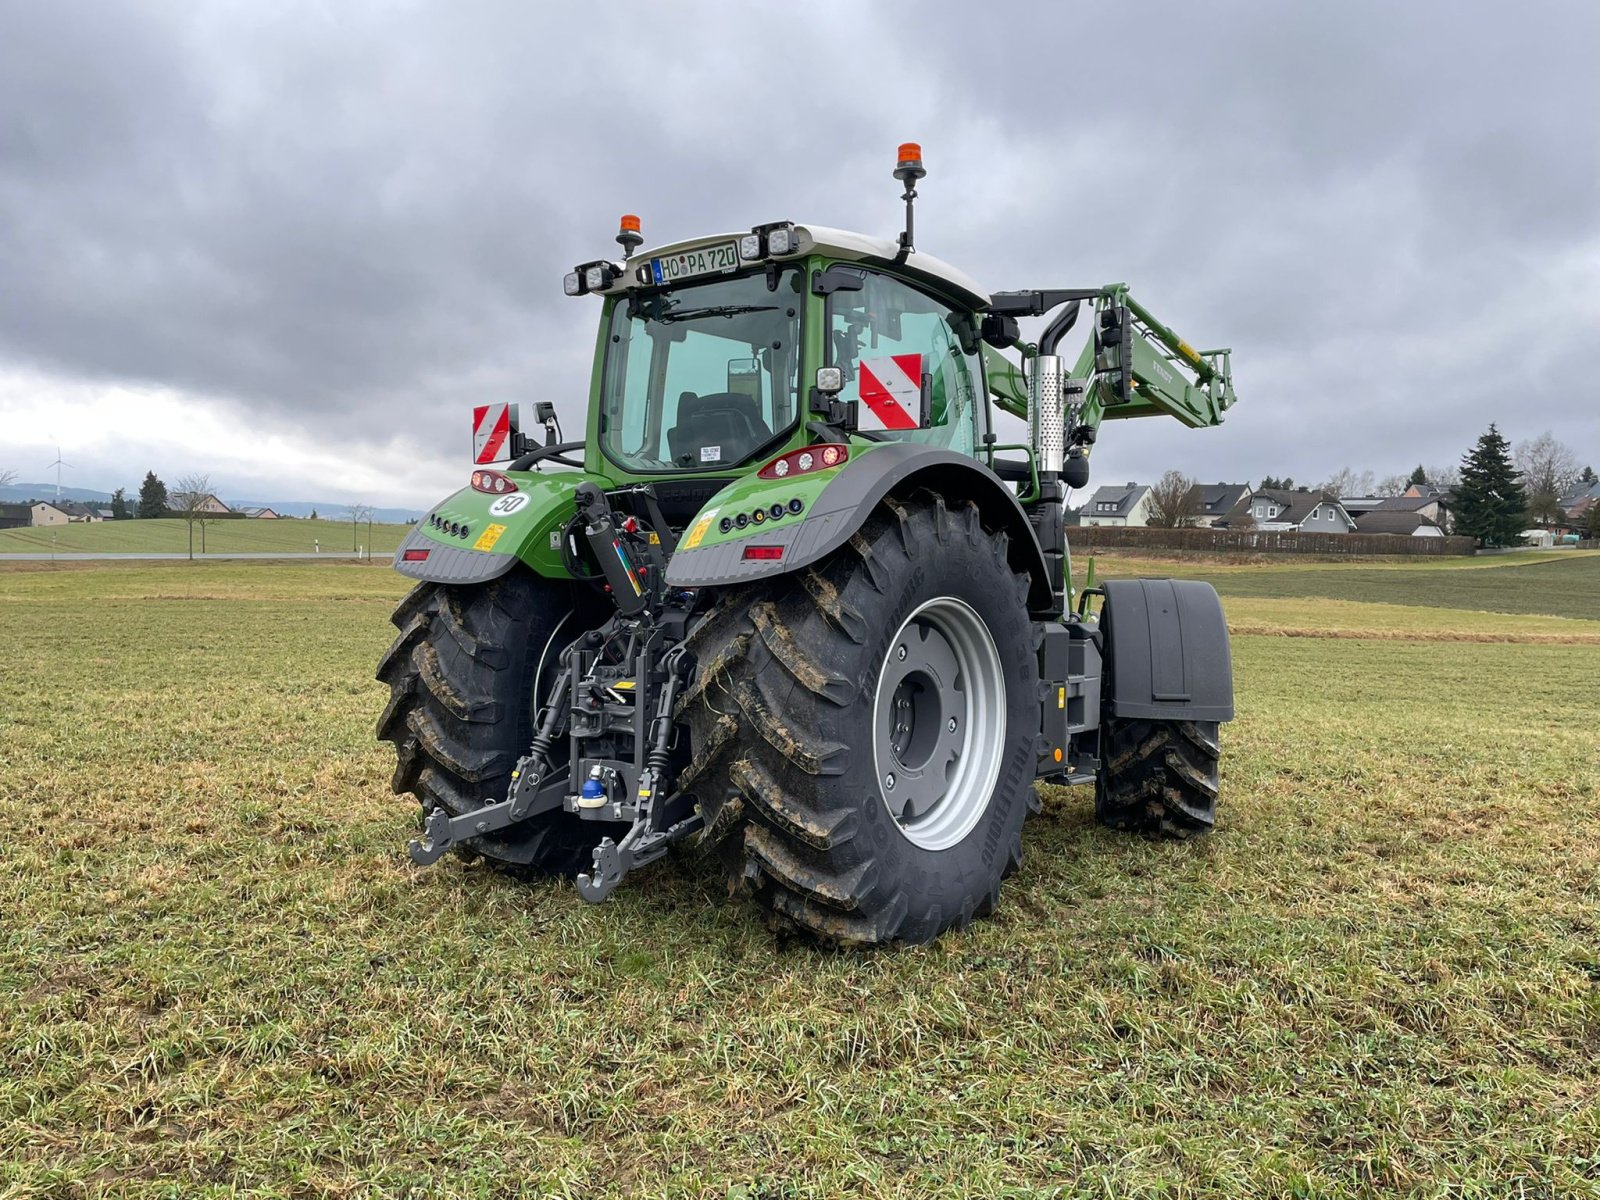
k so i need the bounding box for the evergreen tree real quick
[1260,476,1280,490]
[1454,425,1527,548]
[136,471,169,519]
[1408,464,1428,487]
[1582,465,1597,486]
[110,487,129,519]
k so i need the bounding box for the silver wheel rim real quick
[872,596,1006,851]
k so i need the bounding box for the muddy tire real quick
[679,493,1040,946]
[375,570,600,871]
[1093,717,1219,837]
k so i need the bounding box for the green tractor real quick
[377,145,1239,945]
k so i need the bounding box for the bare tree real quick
[347,504,375,554]
[1515,431,1581,524]
[172,473,214,560]
[1425,463,1461,491]
[1374,473,1409,497]
[0,467,16,489]
[1230,509,1257,531]
[1146,470,1200,528]
[1319,467,1375,498]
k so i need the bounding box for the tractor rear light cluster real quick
[470,469,516,494]
[429,513,471,539]
[758,444,848,480]
[742,545,784,561]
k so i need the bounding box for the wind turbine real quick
[47,446,73,503]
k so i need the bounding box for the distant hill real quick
[0,483,420,524]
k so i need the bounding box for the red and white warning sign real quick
[472,403,520,464]
[857,355,922,431]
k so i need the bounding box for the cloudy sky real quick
[2,0,1596,509]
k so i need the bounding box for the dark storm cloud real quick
[0,0,1595,492]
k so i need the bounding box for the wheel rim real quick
[872,596,1006,851]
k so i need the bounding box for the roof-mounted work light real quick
[564,260,621,297]
[738,221,798,262]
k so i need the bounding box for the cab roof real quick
[597,223,990,311]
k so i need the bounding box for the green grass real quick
[1080,549,1600,621]
[2,561,1598,1197]
[0,517,411,555]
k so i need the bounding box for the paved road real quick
[0,551,394,561]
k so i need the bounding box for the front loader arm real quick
[984,285,1236,434]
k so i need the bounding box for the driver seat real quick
[667,391,771,466]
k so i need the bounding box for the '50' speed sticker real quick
[488,493,529,516]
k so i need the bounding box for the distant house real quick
[30,501,70,526]
[1079,482,1153,527]
[1561,480,1600,523]
[1342,491,1452,532]
[57,500,102,522]
[0,502,30,530]
[1183,482,1251,528]
[167,492,232,515]
[94,508,115,520]
[1222,488,1356,533]
[1353,511,1445,538]
[239,507,280,519]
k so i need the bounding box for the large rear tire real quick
[1093,717,1220,837]
[376,570,601,871]
[679,493,1040,946]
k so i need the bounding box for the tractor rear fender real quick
[1098,578,1235,722]
[392,468,610,585]
[663,443,1055,612]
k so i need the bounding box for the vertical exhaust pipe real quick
[1030,355,1065,478]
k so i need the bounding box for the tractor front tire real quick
[376,571,599,872]
[680,493,1040,946]
[1093,717,1220,838]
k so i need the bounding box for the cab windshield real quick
[599,267,804,473]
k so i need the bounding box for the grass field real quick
[0,517,411,556]
[3,556,1598,1197]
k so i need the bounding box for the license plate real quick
[651,242,739,284]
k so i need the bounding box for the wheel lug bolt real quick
[885,773,896,790]
[947,718,957,732]
[896,645,907,661]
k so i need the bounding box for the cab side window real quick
[825,271,984,453]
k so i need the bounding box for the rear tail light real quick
[402,548,431,562]
[742,545,784,561]
[757,443,849,480]
[470,469,517,494]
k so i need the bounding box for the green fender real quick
[392,468,609,585]
[664,443,1055,613]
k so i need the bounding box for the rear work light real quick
[757,443,849,480]
[402,548,431,562]
[742,545,784,561]
[470,469,517,494]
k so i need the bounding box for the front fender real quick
[393,468,605,585]
[663,443,1054,611]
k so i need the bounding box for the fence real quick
[1069,525,1478,557]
